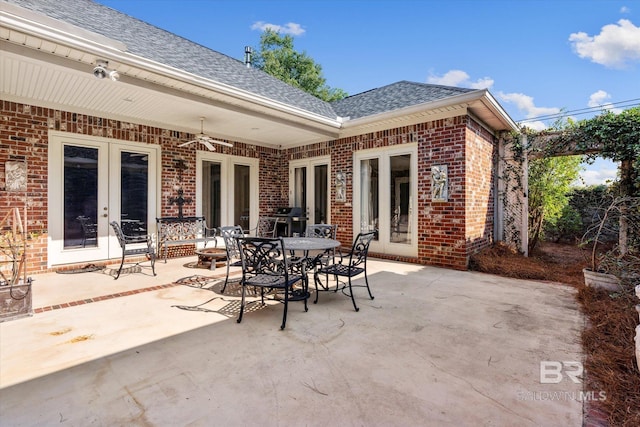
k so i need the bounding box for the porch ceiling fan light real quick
[178,118,234,150]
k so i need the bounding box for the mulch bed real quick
[577,285,640,427]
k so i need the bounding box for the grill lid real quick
[275,207,303,217]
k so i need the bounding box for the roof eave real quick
[0,3,342,132]
[340,89,519,133]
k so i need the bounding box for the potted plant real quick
[581,195,640,291]
[580,196,622,291]
[0,208,33,322]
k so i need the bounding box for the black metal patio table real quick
[282,237,341,299]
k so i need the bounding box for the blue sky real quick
[96,0,640,185]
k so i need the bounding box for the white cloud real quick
[579,168,619,186]
[620,6,631,13]
[587,90,623,113]
[497,92,561,118]
[427,70,494,89]
[588,90,611,107]
[569,19,640,68]
[251,21,305,36]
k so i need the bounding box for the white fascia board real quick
[341,89,518,132]
[1,2,342,130]
[0,3,127,51]
[480,90,519,132]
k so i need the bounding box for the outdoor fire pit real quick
[193,248,228,271]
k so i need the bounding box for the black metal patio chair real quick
[315,231,375,311]
[304,223,339,286]
[110,221,156,280]
[245,216,281,238]
[235,236,307,329]
[218,225,244,293]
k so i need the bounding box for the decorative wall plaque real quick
[335,171,346,202]
[431,165,448,201]
[5,161,27,192]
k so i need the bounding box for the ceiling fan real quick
[178,117,233,151]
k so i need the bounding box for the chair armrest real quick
[286,253,313,273]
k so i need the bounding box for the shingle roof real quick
[6,0,337,119]
[6,0,479,123]
[330,81,475,120]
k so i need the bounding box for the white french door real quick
[289,156,331,226]
[353,145,417,257]
[48,131,159,266]
[196,151,259,232]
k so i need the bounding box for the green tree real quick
[252,29,347,102]
[528,155,583,252]
[531,107,640,254]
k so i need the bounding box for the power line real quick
[516,98,640,123]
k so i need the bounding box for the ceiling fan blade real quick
[206,138,233,147]
[178,140,196,147]
[201,140,216,151]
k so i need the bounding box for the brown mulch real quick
[469,241,588,286]
[470,242,640,427]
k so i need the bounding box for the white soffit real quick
[0,6,341,148]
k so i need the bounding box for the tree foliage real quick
[528,155,583,252]
[252,29,348,102]
[533,107,640,196]
[527,107,640,256]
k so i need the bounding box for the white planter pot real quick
[582,268,621,292]
[636,325,640,374]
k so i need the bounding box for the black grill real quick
[274,207,307,237]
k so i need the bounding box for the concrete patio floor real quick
[0,257,584,426]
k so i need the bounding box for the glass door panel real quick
[389,154,411,244]
[293,167,307,212]
[202,161,222,229]
[63,146,99,248]
[313,164,328,224]
[234,164,250,230]
[360,158,379,238]
[120,152,149,238]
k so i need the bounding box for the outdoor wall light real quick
[93,60,120,81]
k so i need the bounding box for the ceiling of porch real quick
[1,40,342,149]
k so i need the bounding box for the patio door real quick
[289,156,330,226]
[353,145,417,257]
[196,152,259,233]
[48,131,159,266]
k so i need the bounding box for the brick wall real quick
[465,119,497,257]
[287,116,496,270]
[2,100,496,273]
[0,100,281,273]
